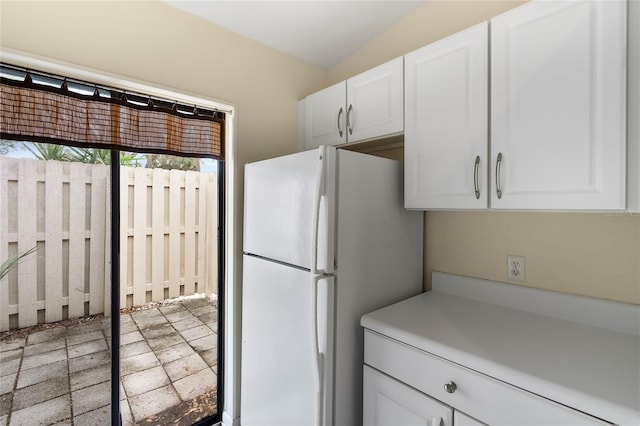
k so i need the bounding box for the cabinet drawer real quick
[364,365,452,426]
[364,330,607,425]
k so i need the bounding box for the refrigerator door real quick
[332,150,424,426]
[241,255,333,426]
[243,147,335,272]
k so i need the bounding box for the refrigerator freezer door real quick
[244,147,335,272]
[241,255,327,426]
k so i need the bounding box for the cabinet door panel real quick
[405,22,488,209]
[453,411,486,426]
[305,81,346,149]
[363,365,452,426]
[491,0,626,210]
[347,57,404,143]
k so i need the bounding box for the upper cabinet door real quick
[346,57,404,143]
[305,81,347,150]
[405,22,489,209]
[490,0,627,210]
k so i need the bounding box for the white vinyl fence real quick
[0,157,217,332]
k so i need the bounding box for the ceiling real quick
[164,1,426,69]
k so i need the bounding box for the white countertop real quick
[361,273,640,426]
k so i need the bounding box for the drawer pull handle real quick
[444,381,457,394]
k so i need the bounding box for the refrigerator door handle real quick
[311,145,326,276]
[311,273,325,426]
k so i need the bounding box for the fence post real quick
[184,171,197,296]
[205,173,218,299]
[68,162,87,319]
[151,168,165,302]
[104,167,112,318]
[119,166,130,308]
[168,170,181,299]
[132,168,147,306]
[0,158,10,331]
[89,164,108,315]
[45,161,64,323]
[17,159,38,328]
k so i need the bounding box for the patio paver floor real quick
[0,298,218,426]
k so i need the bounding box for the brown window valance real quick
[0,65,224,159]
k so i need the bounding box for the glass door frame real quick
[110,152,225,425]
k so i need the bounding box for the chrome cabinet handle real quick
[496,152,503,199]
[474,155,481,200]
[337,107,344,137]
[347,104,353,135]
[444,381,457,394]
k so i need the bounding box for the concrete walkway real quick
[0,298,218,425]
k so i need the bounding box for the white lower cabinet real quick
[454,411,486,426]
[363,365,486,426]
[364,365,452,426]
[363,330,608,426]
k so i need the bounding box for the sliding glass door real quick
[0,144,223,425]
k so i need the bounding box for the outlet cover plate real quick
[507,255,525,282]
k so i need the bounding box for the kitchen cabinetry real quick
[404,0,629,210]
[363,365,452,426]
[364,363,488,426]
[404,22,488,209]
[454,412,485,426]
[361,272,639,426]
[490,0,627,210]
[301,57,403,150]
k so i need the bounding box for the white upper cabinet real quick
[490,0,627,210]
[346,57,404,143]
[404,22,489,209]
[304,81,347,150]
[301,57,404,150]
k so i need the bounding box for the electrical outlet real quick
[507,255,525,281]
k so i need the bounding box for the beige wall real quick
[0,0,326,164]
[1,4,329,418]
[2,2,638,306]
[328,0,526,83]
[328,0,640,305]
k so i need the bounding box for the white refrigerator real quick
[241,146,423,426]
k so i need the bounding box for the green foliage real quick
[20,143,142,166]
[67,147,142,166]
[145,154,199,171]
[0,246,38,281]
[68,147,111,165]
[118,153,143,167]
[23,142,71,161]
[12,142,198,170]
[0,140,17,155]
